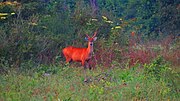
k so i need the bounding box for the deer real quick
[62,31,97,82]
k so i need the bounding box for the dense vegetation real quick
[0,0,179,100]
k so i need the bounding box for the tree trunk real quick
[90,0,98,16]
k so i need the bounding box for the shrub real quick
[143,56,179,98]
[144,56,169,81]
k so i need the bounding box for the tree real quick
[90,0,98,16]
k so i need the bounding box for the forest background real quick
[0,0,179,100]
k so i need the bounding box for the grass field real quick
[0,57,179,101]
[0,1,179,101]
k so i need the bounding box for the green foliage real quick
[144,56,169,81]
[0,60,179,100]
[144,56,179,98]
[0,1,179,100]
[0,0,179,68]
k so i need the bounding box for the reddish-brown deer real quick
[62,31,97,82]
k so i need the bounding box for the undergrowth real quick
[0,57,179,101]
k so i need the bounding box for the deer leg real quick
[66,58,71,63]
[64,55,72,66]
[86,59,92,70]
[64,55,71,63]
[82,61,88,82]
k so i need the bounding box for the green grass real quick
[0,62,179,101]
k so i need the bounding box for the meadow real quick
[1,54,180,101]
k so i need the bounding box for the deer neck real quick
[87,41,93,55]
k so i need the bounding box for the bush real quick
[144,56,179,98]
[144,56,169,81]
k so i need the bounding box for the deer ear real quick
[85,37,88,41]
[93,37,97,41]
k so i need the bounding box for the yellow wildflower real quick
[115,26,122,29]
[11,12,15,15]
[102,16,108,20]
[119,18,123,21]
[105,20,113,24]
[91,18,98,21]
[0,17,6,19]
[0,13,8,16]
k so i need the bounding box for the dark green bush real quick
[0,0,179,70]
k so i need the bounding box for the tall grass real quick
[1,58,179,101]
